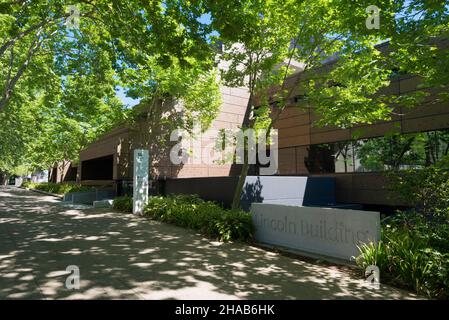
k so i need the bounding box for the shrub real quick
[143,194,254,242]
[215,210,254,242]
[367,157,449,298]
[20,180,33,188]
[356,212,449,299]
[388,157,449,219]
[113,196,133,213]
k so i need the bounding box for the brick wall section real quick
[78,85,249,182]
[124,85,249,180]
[78,127,130,182]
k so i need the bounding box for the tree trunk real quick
[0,172,6,185]
[231,92,254,211]
[231,161,250,210]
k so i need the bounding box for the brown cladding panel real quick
[215,112,240,123]
[278,124,310,138]
[275,114,311,129]
[310,124,346,134]
[402,101,449,120]
[279,134,310,148]
[229,87,250,98]
[207,166,233,177]
[221,104,247,116]
[278,148,297,175]
[310,129,351,145]
[402,113,449,134]
[378,79,400,95]
[278,107,308,120]
[177,166,210,178]
[152,166,173,177]
[400,76,422,94]
[222,94,250,107]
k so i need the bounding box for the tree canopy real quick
[0,0,217,176]
[0,0,448,184]
[206,0,448,209]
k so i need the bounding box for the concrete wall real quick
[315,172,404,206]
[164,172,406,208]
[164,176,239,207]
[251,203,381,261]
[165,175,337,210]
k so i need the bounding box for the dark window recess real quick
[304,144,335,173]
[81,155,113,180]
[50,168,57,183]
[64,166,77,182]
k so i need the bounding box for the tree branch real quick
[0,28,44,111]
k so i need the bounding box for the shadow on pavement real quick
[0,187,418,300]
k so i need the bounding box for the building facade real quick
[77,84,250,188]
[75,41,449,208]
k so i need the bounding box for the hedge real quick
[113,194,254,242]
[112,195,133,213]
[356,211,449,299]
[144,195,254,242]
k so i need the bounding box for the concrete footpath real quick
[0,187,418,299]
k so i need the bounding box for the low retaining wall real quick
[164,176,336,210]
[64,189,115,205]
[251,203,380,261]
[164,176,239,207]
[241,176,335,210]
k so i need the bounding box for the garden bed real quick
[113,194,254,242]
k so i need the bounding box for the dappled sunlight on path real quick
[0,187,418,300]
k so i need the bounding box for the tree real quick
[206,0,448,210]
[122,55,222,178]
[209,0,389,209]
[0,0,214,111]
[0,0,217,178]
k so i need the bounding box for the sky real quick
[116,86,140,108]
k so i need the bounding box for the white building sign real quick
[251,203,380,261]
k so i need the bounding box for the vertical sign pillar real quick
[133,149,149,215]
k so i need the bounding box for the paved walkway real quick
[0,187,418,299]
